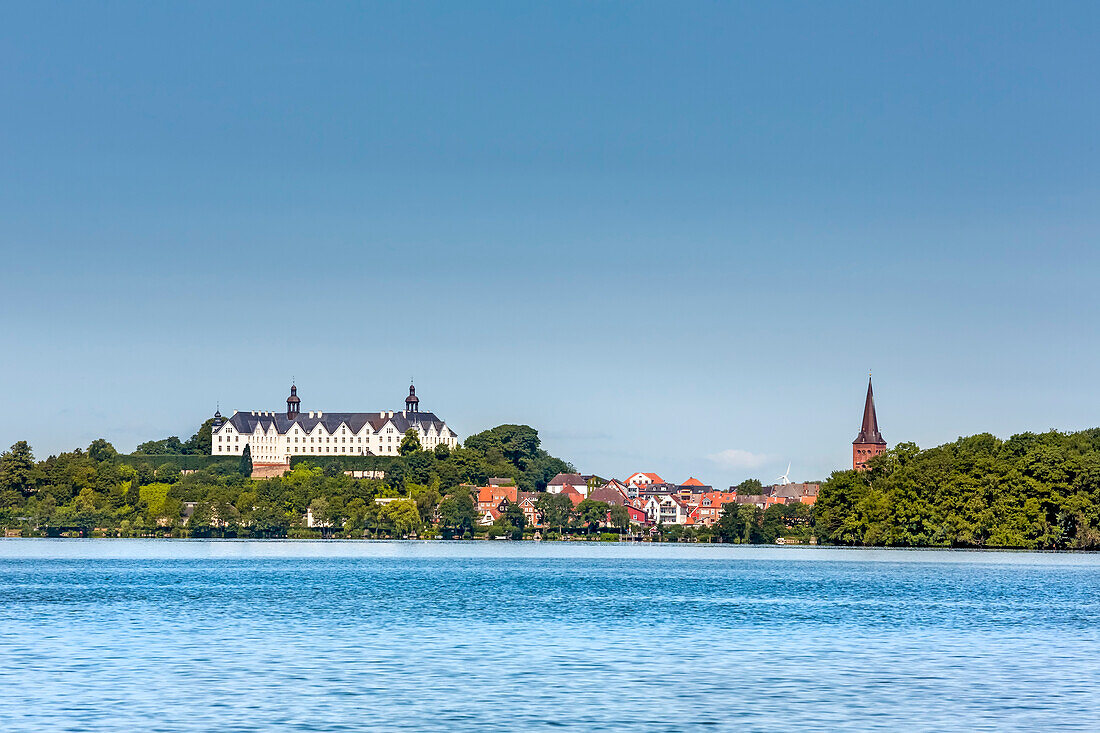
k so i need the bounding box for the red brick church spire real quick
[852,374,887,471]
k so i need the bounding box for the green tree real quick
[0,441,37,495]
[576,499,609,535]
[438,491,476,538]
[87,439,118,463]
[399,429,422,456]
[239,444,253,477]
[383,499,421,536]
[536,492,574,536]
[735,478,764,494]
[501,501,526,539]
[608,504,630,532]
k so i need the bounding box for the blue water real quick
[0,541,1098,731]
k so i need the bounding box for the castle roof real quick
[225,410,454,438]
[853,376,886,445]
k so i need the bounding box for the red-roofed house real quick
[477,485,518,514]
[686,491,739,527]
[626,472,664,489]
[559,486,585,508]
[517,491,542,528]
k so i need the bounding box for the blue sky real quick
[2,2,1098,487]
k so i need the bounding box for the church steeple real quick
[405,383,419,414]
[852,374,887,471]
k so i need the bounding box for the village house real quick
[766,482,821,505]
[654,494,690,525]
[626,472,663,487]
[517,492,541,528]
[477,485,518,515]
[685,491,739,527]
[546,473,590,497]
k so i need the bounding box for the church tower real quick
[852,375,886,471]
[405,383,419,415]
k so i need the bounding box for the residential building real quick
[517,492,542,528]
[547,473,589,497]
[654,494,690,525]
[558,486,585,508]
[477,485,518,515]
[626,472,664,489]
[767,482,821,506]
[588,483,629,506]
[686,491,738,527]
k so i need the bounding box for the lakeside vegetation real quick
[2,421,1099,548]
[815,429,1100,549]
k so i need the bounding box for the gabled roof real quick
[548,473,586,486]
[587,485,627,505]
[477,485,518,505]
[681,477,705,487]
[558,486,585,507]
[225,409,455,439]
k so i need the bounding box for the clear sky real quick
[2,2,1098,487]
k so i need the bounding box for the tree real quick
[0,441,38,495]
[577,499,610,534]
[536,492,575,535]
[135,436,184,455]
[399,429,422,456]
[87,439,118,463]
[735,478,764,494]
[433,442,451,459]
[501,502,526,540]
[382,499,421,536]
[608,504,630,532]
[438,491,476,538]
[239,444,253,477]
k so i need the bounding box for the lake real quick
[0,540,1097,731]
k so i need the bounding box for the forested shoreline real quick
[815,429,1100,549]
[2,421,1099,548]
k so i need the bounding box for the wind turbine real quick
[777,462,792,485]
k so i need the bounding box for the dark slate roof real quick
[587,486,627,505]
[224,410,455,438]
[854,376,886,445]
[547,473,586,486]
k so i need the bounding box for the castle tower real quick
[852,375,886,471]
[405,383,419,415]
[286,384,300,420]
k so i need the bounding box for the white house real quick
[546,473,589,497]
[655,494,690,525]
[626,472,664,489]
[210,384,458,465]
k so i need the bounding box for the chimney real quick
[309,411,314,418]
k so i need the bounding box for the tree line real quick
[814,429,1100,549]
[4,421,1100,547]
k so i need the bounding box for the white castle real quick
[210,384,458,465]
